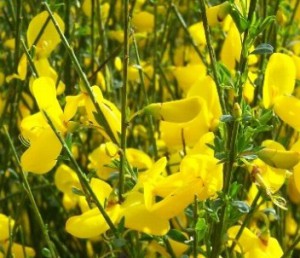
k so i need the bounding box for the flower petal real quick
[21,127,62,174]
[263,53,296,108]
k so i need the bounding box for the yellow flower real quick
[121,191,170,235]
[206,1,230,26]
[263,53,296,108]
[20,77,72,174]
[65,178,121,238]
[228,226,283,258]
[145,76,221,149]
[6,54,27,82]
[31,58,65,95]
[287,172,300,204]
[188,22,206,46]
[0,214,35,258]
[172,64,207,93]
[66,178,170,238]
[243,71,257,103]
[187,75,222,129]
[143,155,223,219]
[27,11,65,58]
[54,164,81,210]
[132,11,154,33]
[82,0,110,22]
[250,140,289,195]
[64,86,121,143]
[220,19,241,70]
[88,142,119,179]
[273,95,300,131]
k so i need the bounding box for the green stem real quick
[198,0,227,114]
[14,0,22,72]
[91,0,95,73]
[193,196,199,258]
[43,111,119,239]
[282,234,300,258]
[282,0,300,47]
[237,0,258,104]
[229,190,261,254]
[171,3,208,68]
[3,126,58,258]
[20,38,38,77]
[118,0,130,202]
[132,31,158,159]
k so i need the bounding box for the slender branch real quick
[229,190,261,253]
[43,2,118,145]
[118,0,130,202]
[43,111,119,239]
[3,126,58,258]
[132,31,158,159]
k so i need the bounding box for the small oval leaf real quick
[251,43,274,55]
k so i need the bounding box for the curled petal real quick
[263,53,296,108]
[66,205,121,238]
[21,127,62,174]
[122,192,170,235]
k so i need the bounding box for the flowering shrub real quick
[1,0,300,257]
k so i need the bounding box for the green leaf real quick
[251,43,274,55]
[229,182,242,198]
[71,187,85,196]
[65,133,73,150]
[258,109,274,124]
[220,115,234,123]
[117,216,126,232]
[195,218,208,241]
[229,3,249,32]
[257,16,276,35]
[93,111,106,128]
[168,229,187,243]
[232,200,250,214]
[264,208,279,220]
[112,238,126,248]
[42,248,51,258]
